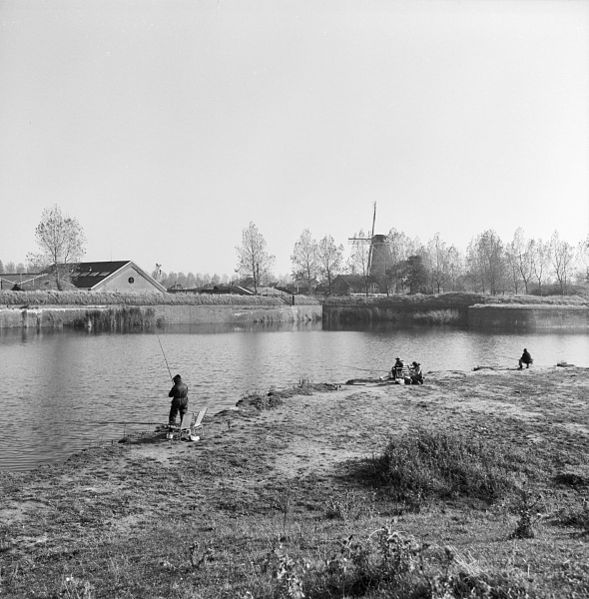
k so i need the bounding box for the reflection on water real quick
[1,324,588,471]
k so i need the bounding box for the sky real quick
[1,0,588,277]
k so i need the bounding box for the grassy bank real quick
[0,290,320,307]
[0,369,588,598]
[324,293,589,307]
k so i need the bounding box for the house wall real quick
[96,265,162,293]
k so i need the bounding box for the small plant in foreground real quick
[263,546,308,599]
[555,495,589,536]
[510,489,544,539]
[59,574,94,599]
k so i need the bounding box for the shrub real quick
[372,429,525,504]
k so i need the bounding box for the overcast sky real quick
[1,0,588,277]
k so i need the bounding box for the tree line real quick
[233,222,589,296]
[2,207,588,296]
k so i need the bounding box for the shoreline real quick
[1,366,588,597]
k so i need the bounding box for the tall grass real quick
[0,290,320,307]
[371,428,531,504]
[324,292,588,307]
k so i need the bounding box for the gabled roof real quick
[70,260,167,293]
[71,261,131,289]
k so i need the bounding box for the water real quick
[1,323,588,471]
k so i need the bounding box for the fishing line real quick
[156,333,174,380]
[342,364,384,373]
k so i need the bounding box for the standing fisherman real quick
[168,374,189,426]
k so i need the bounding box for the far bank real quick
[323,293,589,331]
[0,290,588,332]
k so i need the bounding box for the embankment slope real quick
[1,366,587,597]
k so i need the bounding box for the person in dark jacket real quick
[404,361,423,385]
[518,348,533,370]
[168,374,189,425]
[391,357,404,380]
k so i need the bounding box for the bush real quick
[372,429,526,504]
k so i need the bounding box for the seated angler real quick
[518,348,533,370]
[391,357,404,380]
[408,361,424,385]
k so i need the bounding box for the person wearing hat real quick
[168,373,189,426]
[518,348,533,370]
[391,357,404,381]
[408,361,423,385]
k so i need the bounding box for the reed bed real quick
[0,290,321,307]
[324,292,588,307]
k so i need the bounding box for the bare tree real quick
[348,229,371,294]
[29,205,86,290]
[550,231,575,295]
[424,233,452,294]
[290,229,319,293]
[235,222,275,294]
[528,238,550,296]
[506,228,533,294]
[317,235,344,295]
[578,235,589,284]
[467,230,505,295]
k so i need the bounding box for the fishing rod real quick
[156,333,174,380]
[343,364,385,373]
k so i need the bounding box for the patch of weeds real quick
[553,472,588,489]
[236,381,340,412]
[263,545,307,599]
[58,574,95,598]
[237,391,284,411]
[554,495,589,537]
[370,428,527,506]
[253,525,534,599]
[324,491,377,522]
[509,488,545,539]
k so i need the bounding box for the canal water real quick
[1,323,588,471]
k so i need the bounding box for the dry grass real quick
[0,368,588,598]
[324,292,588,307]
[0,290,322,307]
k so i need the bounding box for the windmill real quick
[348,202,393,279]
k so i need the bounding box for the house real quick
[1,261,167,293]
[70,261,167,293]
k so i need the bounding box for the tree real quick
[317,235,344,295]
[290,229,319,294]
[507,228,533,294]
[466,230,505,295]
[578,235,589,283]
[235,222,275,294]
[403,254,427,294]
[0,260,4,274]
[29,205,86,290]
[528,238,550,295]
[387,229,417,293]
[550,231,575,295]
[424,233,455,294]
[348,229,371,295]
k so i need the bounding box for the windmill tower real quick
[349,203,393,279]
